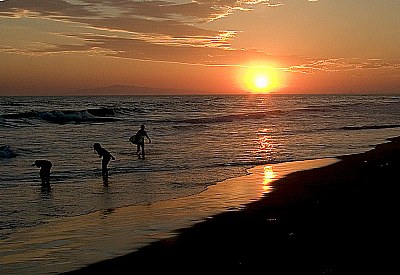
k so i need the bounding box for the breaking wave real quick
[341,124,400,131]
[1,108,117,124]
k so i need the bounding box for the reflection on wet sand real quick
[262,165,276,193]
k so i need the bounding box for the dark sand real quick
[64,137,399,274]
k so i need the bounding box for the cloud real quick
[0,0,285,65]
[0,0,277,22]
[287,58,400,74]
[17,32,281,66]
[0,0,96,18]
[2,1,398,74]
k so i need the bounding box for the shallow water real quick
[0,158,338,274]
[1,95,400,273]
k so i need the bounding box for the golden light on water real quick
[262,165,276,193]
[258,134,273,152]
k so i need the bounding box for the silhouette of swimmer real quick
[31,160,52,187]
[132,124,151,159]
[93,143,115,182]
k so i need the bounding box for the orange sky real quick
[1,0,399,95]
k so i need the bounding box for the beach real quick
[63,136,399,274]
[2,1,400,273]
[2,0,400,272]
[1,95,399,274]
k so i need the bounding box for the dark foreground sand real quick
[65,137,399,274]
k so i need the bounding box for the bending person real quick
[93,143,115,182]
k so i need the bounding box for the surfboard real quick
[129,135,138,144]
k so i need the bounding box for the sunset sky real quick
[1,0,399,95]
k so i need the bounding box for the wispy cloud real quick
[287,58,400,75]
[0,0,284,64]
[4,0,396,76]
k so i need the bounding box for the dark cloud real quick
[0,0,285,66]
[0,0,95,18]
[81,0,274,22]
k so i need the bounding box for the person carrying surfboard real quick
[130,124,151,159]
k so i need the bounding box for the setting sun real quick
[238,63,282,94]
[255,75,270,89]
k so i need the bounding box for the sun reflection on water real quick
[262,165,276,193]
[257,128,273,149]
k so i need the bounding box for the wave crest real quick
[1,108,117,124]
[180,110,283,124]
[342,124,400,131]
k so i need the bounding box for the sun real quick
[254,75,270,89]
[237,63,283,94]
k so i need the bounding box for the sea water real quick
[1,94,400,273]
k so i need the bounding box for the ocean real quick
[1,94,400,273]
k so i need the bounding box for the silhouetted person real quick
[93,143,115,182]
[32,160,52,187]
[132,124,151,159]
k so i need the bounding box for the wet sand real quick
[64,136,400,274]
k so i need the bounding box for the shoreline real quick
[64,136,400,274]
[0,157,337,275]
